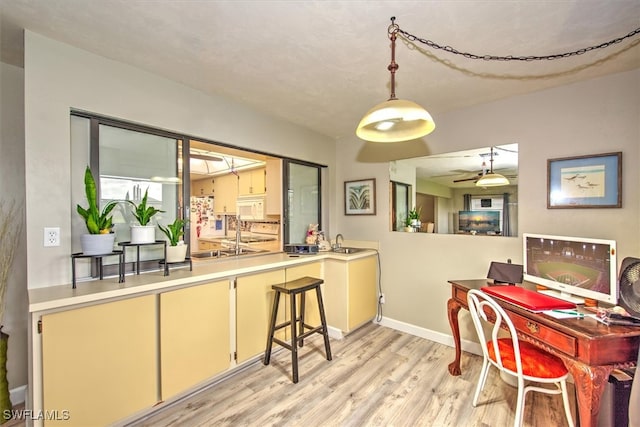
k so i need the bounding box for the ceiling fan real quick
[452,147,514,184]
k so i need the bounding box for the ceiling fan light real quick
[476,173,510,187]
[356,99,436,143]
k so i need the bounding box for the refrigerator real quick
[190,196,226,245]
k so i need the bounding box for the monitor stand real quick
[538,289,585,305]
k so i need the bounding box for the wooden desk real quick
[447,279,640,427]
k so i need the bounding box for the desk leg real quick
[564,359,611,427]
[447,298,463,376]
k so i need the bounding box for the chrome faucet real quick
[335,233,344,249]
[235,214,241,255]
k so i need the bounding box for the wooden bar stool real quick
[263,276,332,383]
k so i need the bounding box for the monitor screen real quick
[458,210,501,234]
[523,233,617,304]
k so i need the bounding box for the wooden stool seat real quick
[263,276,332,383]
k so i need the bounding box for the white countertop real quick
[29,249,376,313]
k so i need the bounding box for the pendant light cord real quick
[396,24,640,62]
[387,17,399,100]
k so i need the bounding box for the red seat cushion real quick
[487,338,568,378]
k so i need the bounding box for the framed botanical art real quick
[547,152,622,208]
[345,178,376,215]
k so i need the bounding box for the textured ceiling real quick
[1,0,639,142]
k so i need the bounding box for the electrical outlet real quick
[379,293,386,304]
[44,227,60,247]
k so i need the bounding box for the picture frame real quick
[547,152,621,208]
[345,178,376,215]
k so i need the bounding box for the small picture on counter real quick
[345,178,376,215]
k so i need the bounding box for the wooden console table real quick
[447,279,640,427]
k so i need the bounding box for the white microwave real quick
[236,196,266,220]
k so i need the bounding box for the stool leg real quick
[290,291,299,383]
[264,290,281,366]
[299,292,306,347]
[316,286,332,361]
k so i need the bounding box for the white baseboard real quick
[375,316,482,357]
[10,384,27,405]
[327,325,343,340]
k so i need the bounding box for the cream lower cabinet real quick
[41,295,158,427]
[285,262,323,327]
[236,269,285,364]
[160,280,230,400]
[324,255,377,333]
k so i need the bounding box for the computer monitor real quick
[523,233,617,304]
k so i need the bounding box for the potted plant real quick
[76,166,118,255]
[404,207,421,232]
[0,201,22,419]
[126,188,164,244]
[159,218,188,263]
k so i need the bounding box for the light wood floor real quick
[132,323,575,427]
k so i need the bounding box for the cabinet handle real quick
[526,321,539,334]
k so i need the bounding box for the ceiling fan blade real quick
[453,177,480,183]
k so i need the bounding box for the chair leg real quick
[290,291,299,383]
[559,380,575,427]
[299,292,306,347]
[472,357,490,407]
[316,286,332,361]
[263,290,281,366]
[513,378,526,427]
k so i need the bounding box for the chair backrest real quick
[467,289,524,376]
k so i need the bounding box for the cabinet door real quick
[286,262,323,327]
[323,259,348,331]
[160,280,230,400]
[236,269,285,363]
[214,173,238,213]
[348,256,378,329]
[239,168,265,195]
[41,296,157,427]
[265,158,282,215]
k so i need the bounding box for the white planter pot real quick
[130,225,156,244]
[166,244,188,263]
[80,233,116,255]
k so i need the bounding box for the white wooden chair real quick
[467,289,574,427]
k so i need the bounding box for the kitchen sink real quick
[332,247,366,254]
[191,247,268,259]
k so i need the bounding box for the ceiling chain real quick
[396,24,640,61]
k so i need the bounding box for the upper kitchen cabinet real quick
[265,158,282,215]
[213,173,238,214]
[239,168,266,196]
[192,177,215,196]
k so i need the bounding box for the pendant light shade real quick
[476,172,510,187]
[476,147,509,187]
[356,99,435,143]
[356,17,435,143]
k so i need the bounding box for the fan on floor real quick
[619,257,640,317]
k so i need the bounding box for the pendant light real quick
[476,147,509,187]
[356,17,435,143]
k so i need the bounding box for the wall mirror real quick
[389,144,518,236]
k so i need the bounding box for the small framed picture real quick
[345,178,376,215]
[547,152,622,208]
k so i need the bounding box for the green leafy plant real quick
[404,207,421,227]
[159,218,188,246]
[127,188,164,226]
[76,166,118,234]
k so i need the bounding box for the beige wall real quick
[0,62,28,393]
[16,29,640,394]
[335,69,640,340]
[24,31,337,289]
